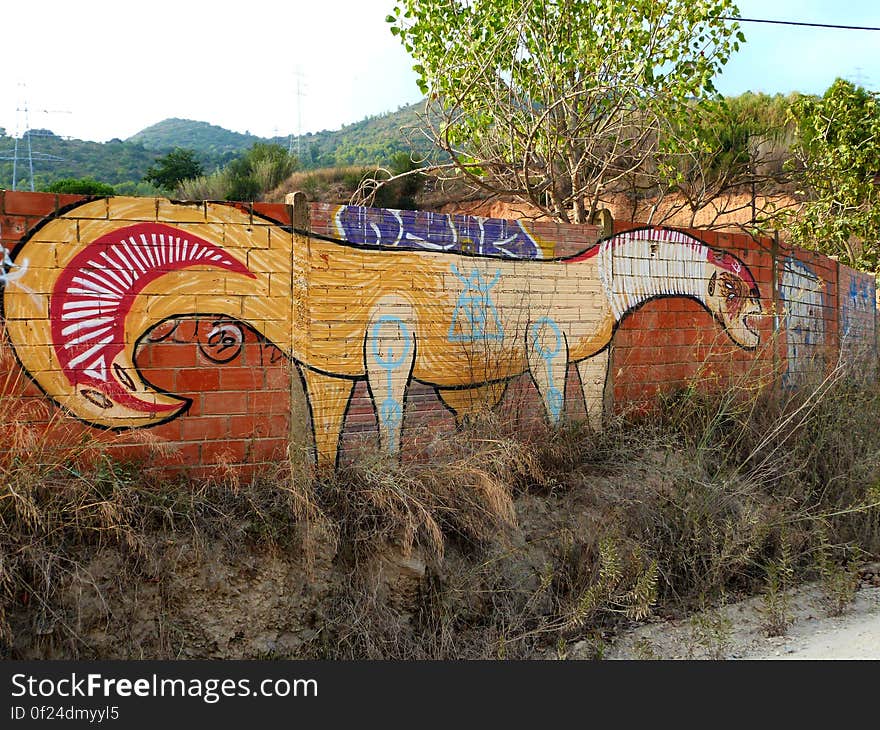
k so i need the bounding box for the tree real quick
[787,79,880,270]
[144,147,204,191]
[644,93,795,230]
[45,177,116,196]
[387,0,744,223]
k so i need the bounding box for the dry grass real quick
[301,356,880,658]
[265,166,369,204]
[2,329,879,658]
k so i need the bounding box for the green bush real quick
[174,143,299,202]
[223,143,298,202]
[44,177,116,196]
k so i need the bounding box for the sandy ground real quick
[597,564,880,660]
[437,192,798,232]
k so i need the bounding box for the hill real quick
[128,118,264,162]
[0,130,159,194]
[128,102,430,169]
[0,101,430,192]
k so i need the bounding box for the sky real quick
[1,0,880,143]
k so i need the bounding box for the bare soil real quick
[436,192,798,232]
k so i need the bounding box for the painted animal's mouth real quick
[741,302,762,342]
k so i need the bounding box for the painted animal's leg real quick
[299,366,355,469]
[436,381,508,426]
[527,317,568,425]
[575,348,609,431]
[365,298,417,455]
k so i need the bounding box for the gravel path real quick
[598,564,880,660]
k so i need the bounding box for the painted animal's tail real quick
[2,199,291,428]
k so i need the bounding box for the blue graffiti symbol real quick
[850,278,860,307]
[843,276,875,337]
[370,316,412,451]
[448,264,504,342]
[529,317,564,422]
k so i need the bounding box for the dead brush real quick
[324,413,540,564]
[0,346,327,655]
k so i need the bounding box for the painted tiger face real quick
[706,268,762,349]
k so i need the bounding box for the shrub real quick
[44,178,116,196]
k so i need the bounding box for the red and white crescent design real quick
[50,222,254,412]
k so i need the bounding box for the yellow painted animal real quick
[3,198,762,467]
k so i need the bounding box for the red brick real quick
[138,343,200,369]
[248,438,288,462]
[181,415,229,441]
[168,441,202,465]
[202,391,248,415]
[201,439,247,464]
[250,390,291,414]
[3,191,56,217]
[148,417,183,442]
[137,367,177,391]
[228,414,267,438]
[56,194,87,211]
[219,368,265,390]
[0,214,30,240]
[253,202,290,225]
[265,365,291,390]
[176,367,221,392]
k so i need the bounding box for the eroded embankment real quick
[4,369,880,659]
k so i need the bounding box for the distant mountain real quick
[0,101,432,192]
[0,130,160,194]
[126,102,430,170]
[289,102,432,169]
[128,119,265,161]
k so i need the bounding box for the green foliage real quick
[788,79,880,270]
[143,147,204,191]
[814,522,861,617]
[389,0,745,222]
[43,177,116,196]
[656,92,795,226]
[222,143,298,202]
[176,169,232,202]
[687,605,733,659]
[129,118,263,161]
[113,180,162,197]
[761,531,793,637]
[130,107,431,173]
[298,104,434,170]
[0,129,158,190]
[176,143,298,202]
[0,105,428,194]
[566,537,659,628]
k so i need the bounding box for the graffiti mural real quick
[839,267,877,372]
[0,239,28,289]
[333,204,552,258]
[780,257,826,387]
[2,198,764,468]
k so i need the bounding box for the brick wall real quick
[1,192,876,475]
[838,262,878,377]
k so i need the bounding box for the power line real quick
[721,16,880,32]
